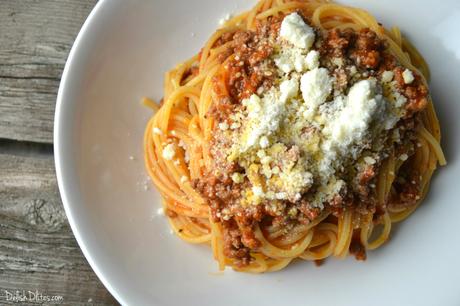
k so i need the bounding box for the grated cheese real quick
[214,13,412,210]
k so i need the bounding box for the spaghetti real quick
[143,0,445,273]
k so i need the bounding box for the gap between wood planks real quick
[0,138,53,157]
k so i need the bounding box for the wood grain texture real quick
[0,152,118,305]
[0,1,119,303]
[0,0,98,143]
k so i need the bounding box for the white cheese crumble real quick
[318,79,394,180]
[399,153,408,161]
[153,127,163,135]
[381,70,394,83]
[364,156,376,164]
[274,48,307,73]
[300,67,333,119]
[218,122,229,130]
[279,12,315,49]
[240,89,286,151]
[402,69,415,84]
[231,172,244,184]
[162,144,176,160]
[331,57,344,67]
[280,78,299,102]
[305,50,320,69]
[230,122,240,130]
[349,65,358,75]
[394,91,407,108]
[275,192,287,200]
[218,13,232,26]
[178,140,186,149]
[252,186,264,197]
[259,136,270,148]
[326,79,383,147]
[275,13,317,74]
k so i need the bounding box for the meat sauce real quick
[193,17,429,265]
[321,28,428,116]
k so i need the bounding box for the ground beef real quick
[351,29,385,69]
[322,28,385,69]
[359,164,376,185]
[390,171,421,208]
[321,28,354,58]
[212,17,280,104]
[222,219,252,265]
[394,66,429,115]
[321,27,429,118]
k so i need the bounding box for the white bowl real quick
[55,0,460,305]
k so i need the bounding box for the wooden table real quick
[0,1,118,304]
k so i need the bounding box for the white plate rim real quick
[53,0,127,304]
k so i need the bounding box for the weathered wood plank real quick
[0,152,118,305]
[0,0,98,143]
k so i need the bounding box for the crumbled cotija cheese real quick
[274,48,306,73]
[218,13,232,26]
[318,79,394,180]
[305,50,320,69]
[274,12,317,74]
[364,156,376,164]
[219,122,229,130]
[326,79,383,148]
[280,78,299,102]
[259,136,270,148]
[402,69,415,84]
[300,67,333,120]
[240,88,287,151]
[381,70,394,83]
[279,12,315,49]
[153,127,163,135]
[162,144,176,160]
[231,172,245,183]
